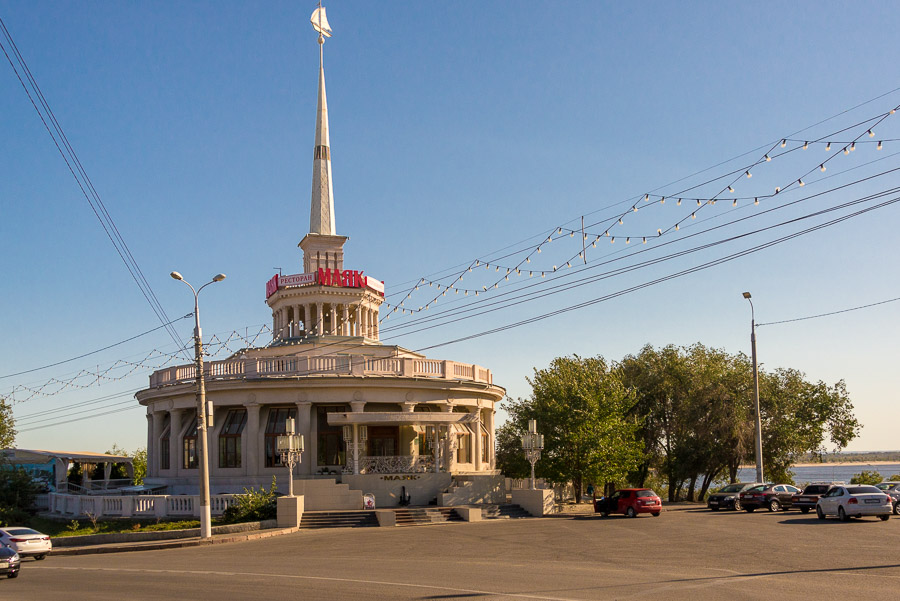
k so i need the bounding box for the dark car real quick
[707,482,763,511]
[594,488,662,518]
[790,483,840,514]
[0,544,20,579]
[739,483,801,512]
[875,482,900,515]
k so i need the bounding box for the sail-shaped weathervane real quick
[310,5,332,38]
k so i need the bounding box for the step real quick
[393,507,462,526]
[481,503,531,519]
[298,510,378,529]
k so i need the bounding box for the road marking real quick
[35,566,590,601]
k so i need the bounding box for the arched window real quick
[218,409,246,468]
[159,414,170,471]
[182,413,198,470]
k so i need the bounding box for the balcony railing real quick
[347,455,436,474]
[149,355,492,388]
[48,493,236,519]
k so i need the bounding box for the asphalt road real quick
[5,507,900,600]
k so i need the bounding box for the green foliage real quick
[850,470,883,485]
[29,516,201,538]
[220,476,278,524]
[131,448,147,485]
[890,474,900,482]
[0,466,41,526]
[0,397,15,450]
[503,355,643,499]
[495,420,531,479]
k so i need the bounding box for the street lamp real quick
[521,419,544,490]
[742,291,764,484]
[277,418,305,496]
[171,270,225,540]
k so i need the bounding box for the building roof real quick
[1,448,132,464]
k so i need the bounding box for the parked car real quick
[790,483,841,514]
[738,483,801,512]
[707,482,763,511]
[875,482,900,515]
[0,528,51,560]
[816,485,892,521]
[594,488,662,517]
[0,544,20,579]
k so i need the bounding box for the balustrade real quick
[351,455,435,474]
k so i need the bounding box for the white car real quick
[816,485,892,521]
[0,528,52,559]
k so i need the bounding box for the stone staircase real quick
[480,503,532,519]
[298,510,378,529]
[292,478,363,510]
[393,507,463,526]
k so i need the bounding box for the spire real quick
[309,7,336,236]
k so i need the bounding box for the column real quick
[282,308,290,339]
[473,408,482,472]
[294,304,301,337]
[486,406,495,469]
[245,403,260,476]
[316,302,324,336]
[330,303,337,335]
[362,308,370,339]
[373,311,379,340]
[146,413,154,477]
[304,303,312,335]
[169,409,183,476]
[342,304,349,335]
[352,423,360,475]
[295,401,312,475]
[151,411,165,477]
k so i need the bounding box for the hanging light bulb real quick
[414,285,418,291]
[675,223,679,230]
[819,164,826,172]
[754,197,759,205]
[798,179,804,186]
[557,227,562,234]
[583,234,588,240]
[892,108,897,114]
[826,142,831,151]
[618,218,623,225]
[850,142,856,151]
[591,241,596,248]
[843,146,850,155]
[516,268,521,274]
[632,205,638,212]
[485,263,489,270]
[877,140,883,150]
[475,291,478,296]
[745,170,752,178]
[569,231,574,237]
[780,139,786,147]
[475,260,479,266]
[468,266,472,272]
[765,154,771,162]
[529,271,534,277]
[482,285,487,291]
[526,257,531,262]
[625,237,630,244]
[642,237,647,244]
[541,272,545,278]
[710,199,716,206]
[455,289,459,294]
[494,283,498,289]
[552,265,557,271]
[691,212,696,219]
[465,290,468,296]
[566,261,571,268]
[610,236,616,244]
[696,199,701,206]
[868,129,875,137]
[605,230,610,237]
[547,236,552,243]
[677,198,682,206]
[775,186,781,194]
[733,199,737,207]
[644,194,649,202]
[803,141,808,150]
[728,185,734,193]
[429,281,433,287]
[536,247,541,254]
[506,268,511,274]
[495,265,500,272]
[578,252,583,258]
[657,228,662,235]
[660,197,665,204]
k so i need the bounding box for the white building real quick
[136,15,506,509]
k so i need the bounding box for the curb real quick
[51,527,300,556]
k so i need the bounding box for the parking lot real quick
[5,506,900,600]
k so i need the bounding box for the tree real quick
[131,448,147,485]
[104,444,147,484]
[503,355,643,499]
[494,420,531,479]
[850,470,882,485]
[0,466,40,526]
[0,397,15,450]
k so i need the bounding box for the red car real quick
[594,488,662,517]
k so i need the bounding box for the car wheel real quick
[601,511,609,518]
[626,507,636,518]
[35,554,46,561]
[744,507,755,513]
[651,512,660,517]
[838,507,849,522]
[768,499,781,512]
[816,506,826,520]
[7,571,17,579]
[894,502,900,516]
[879,514,890,521]
[709,506,719,512]
[733,499,742,511]
[800,507,810,514]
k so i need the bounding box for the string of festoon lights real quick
[5,324,273,403]
[379,104,899,319]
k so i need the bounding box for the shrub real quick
[220,477,278,524]
[0,466,41,526]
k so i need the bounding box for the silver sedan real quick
[816,485,892,521]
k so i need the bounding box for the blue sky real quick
[2,1,898,454]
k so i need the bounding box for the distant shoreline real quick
[738,461,900,468]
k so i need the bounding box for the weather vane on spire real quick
[310,2,333,43]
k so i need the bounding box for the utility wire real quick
[758,297,900,327]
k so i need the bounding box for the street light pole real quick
[171,271,225,540]
[742,292,764,484]
[521,419,544,491]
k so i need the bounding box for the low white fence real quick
[48,493,237,519]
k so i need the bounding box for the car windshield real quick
[847,486,881,494]
[875,483,896,490]
[718,484,744,493]
[803,485,830,494]
[636,490,658,498]
[4,528,39,536]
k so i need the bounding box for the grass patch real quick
[27,516,204,538]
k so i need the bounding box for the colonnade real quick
[271,302,380,340]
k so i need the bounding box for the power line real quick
[758,296,900,327]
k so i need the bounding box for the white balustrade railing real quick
[354,455,435,474]
[148,354,491,388]
[47,493,236,519]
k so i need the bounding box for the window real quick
[160,414,170,471]
[367,426,398,457]
[265,407,297,467]
[183,413,198,470]
[457,433,471,463]
[480,421,490,464]
[316,405,348,466]
[218,409,246,468]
